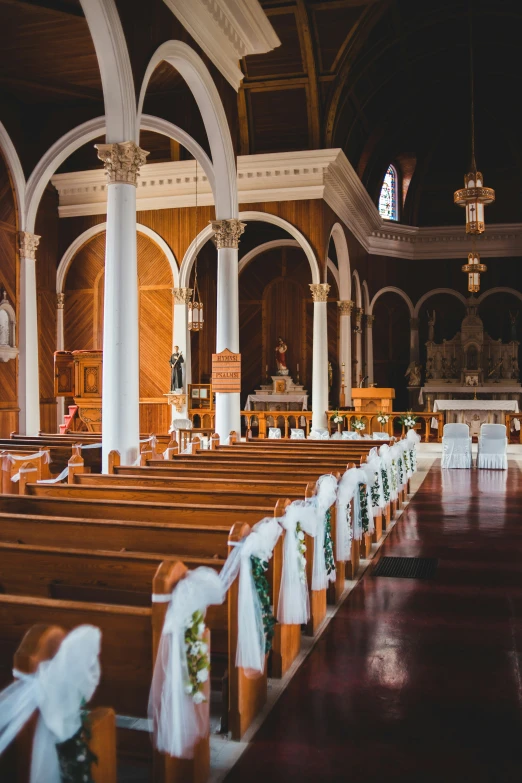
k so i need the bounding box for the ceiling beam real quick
[0,0,84,17]
[295,0,321,147]
[0,74,102,102]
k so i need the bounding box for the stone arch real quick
[413,287,467,318]
[477,287,522,306]
[238,239,299,275]
[362,280,371,312]
[180,211,321,287]
[0,121,25,227]
[328,223,351,299]
[57,222,179,294]
[79,0,136,142]
[352,270,363,308]
[137,40,237,219]
[370,285,414,317]
[327,259,340,295]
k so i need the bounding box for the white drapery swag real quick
[338,467,371,543]
[312,474,338,589]
[277,499,318,625]
[219,518,282,677]
[149,567,224,760]
[0,625,101,783]
[362,449,385,517]
[406,429,420,472]
[379,444,396,501]
[336,470,354,561]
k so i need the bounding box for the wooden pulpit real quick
[351,387,395,413]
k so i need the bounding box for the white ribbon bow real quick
[0,625,101,783]
[149,567,225,759]
[312,474,338,590]
[277,499,318,625]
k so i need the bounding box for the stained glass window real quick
[378,164,399,221]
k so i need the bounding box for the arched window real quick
[378,164,399,221]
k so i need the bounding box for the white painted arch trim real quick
[369,286,414,317]
[362,280,371,312]
[180,211,321,287]
[476,287,522,305]
[327,259,340,294]
[26,114,215,235]
[413,287,467,318]
[0,122,25,227]
[352,270,362,309]
[328,223,351,299]
[137,40,237,219]
[57,222,179,293]
[238,239,299,275]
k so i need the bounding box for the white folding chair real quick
[268,427,282,439]
[441,423,472,469]
[477,423,508,470]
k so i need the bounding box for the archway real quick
[372,290,412,410]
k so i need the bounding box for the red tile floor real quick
[225,463,522,783]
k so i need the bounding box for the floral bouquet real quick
[376,411,389,426]
[351,418,365,433]
[400,412,418,430]
[330,410,343,424]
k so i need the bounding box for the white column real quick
[172,286,192,421]
[338,300,354,406]
[365,314,375,385]
[96,142,148,471]
[410,317,420,363]
[310,283,330,429]
[18,232,41,435]
[56,292,65,428]
[212,220,245,440]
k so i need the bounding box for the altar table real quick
[433,399,519,436]
[245,393,308,411]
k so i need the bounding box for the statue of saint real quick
[169,346,184,391]
[427,310,436,342]
[328,361,333,390]
[275,337,288,375]
[405,361,422,387]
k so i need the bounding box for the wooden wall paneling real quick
[139,289,172,397]
[239,300,262,401]
[64,291,96,351]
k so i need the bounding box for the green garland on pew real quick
[381,468,390,503]
[390,459,398,494]
[359,485,370,534]
[251,556,276,654]
[410,448,416,471]
[403,450,410,475]
[57,703,97,783]
[370,472,380,509]
[324,509,335,577]
[398,456,404,486]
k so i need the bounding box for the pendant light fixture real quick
[188,158,204,332]
[454,1,494,293]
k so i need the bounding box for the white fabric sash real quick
[149,567,224,760]
[361,452,385,517]
[219,518,282,676]
[312,474,338,589]
[277,500,317,625]
[335,470,354,562]
[0,626,101,783]
[338,467,371,542]
[37,466,70,484]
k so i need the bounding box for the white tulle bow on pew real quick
[0,625,101,783]
[406,428,420,472]
[379,444,396,501]
[149,567,225,759]
[390,442,406,490]
[337,466,373,545]
[277,499,318,625]
[311,474,338,590]
[219,517,282,677]
[361,448,385,518]
[398,438,413,480]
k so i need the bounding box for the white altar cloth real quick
[245,393,308,410]
[433,400,519,413]
[419,384,522,403]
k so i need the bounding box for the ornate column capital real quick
[211,219,246,249]
[95,141,149,185]
[309,283,330,302]
[364,314,375,327]
[410,317,419,329]
[172,287,193,304]
[18,231,40,260]
[56,293,65,309]
[338,299,354,316]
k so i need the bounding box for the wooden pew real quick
[8,624,117,783]
[1,450,51,493]
[0,440,101,475]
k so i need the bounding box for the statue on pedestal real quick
[405,361,422,387]
[169,346,184,391]
[275,337,289,376]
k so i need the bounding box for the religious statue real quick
[328,361,333,391]
[275,337,289,375]
[509,310,519,342]
[427,310,436,342]
[488,356,503,382]
[169,346,184,391]
[511,355,519,381]
[405,361,422,387]
[425,357,433,380]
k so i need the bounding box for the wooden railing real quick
[505,414,522,443]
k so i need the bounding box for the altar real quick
[245,393,308,411]
[433,398,519,436]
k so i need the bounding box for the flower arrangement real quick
[400,412,418,429]
[57,703,97,783]
[251,556,276,653]
[324,509,335,577]
[376,412,389,426]
[351,418,365,433]
[296,522,307,584]
[330,410,343,424]
[184,610,210,704]
[410,447,416,471]
[359,484,370,534]
[403,450,410,474]
[398,455,404,486]
[370,472,381,509]
[381,467,390,502]
[390,459,398,494]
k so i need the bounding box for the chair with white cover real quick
[342,430,360,440]
[290,428,305,439]
[477,423,508,470]
[372,432,389,440]
[308,428,330,440]
[441,423,472,469]
[268,427,282,439]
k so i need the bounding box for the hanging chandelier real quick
[454,1,494,293]
[462,250,487,293]
[188,159,204,332]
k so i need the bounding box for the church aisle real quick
[225,463,522,783]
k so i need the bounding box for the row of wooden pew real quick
[0,431,413,782]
